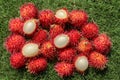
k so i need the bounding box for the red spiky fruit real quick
[54,62,74,78]
[74,54,88,74]
[54,34,70,49]
[23,19,39,36]
[55,8,69,25]
[77,39,92,54]
[58,48,76,63]
[9,18,24,34]
[50,24,64,39]
[10,52,26,69]
[69,10,88,28]
[38,10,54,28]
[40,41,56,60]
[93,34,111,55]
[22,42,40,57]
[68,30,81,46]
[32,29,48,44]
[89,51,108,69]
[82,23,99,39]
[20,3,38,20]
[27,58,47,74]
[5,34,25,54]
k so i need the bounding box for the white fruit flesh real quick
[23,19,36,34]
[55,9,67,19]
[75,56,88,72]
[54,34,69,48]
[22,43,39,57]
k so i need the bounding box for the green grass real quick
[0,0,120,80]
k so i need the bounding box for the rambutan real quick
[9,18,24,34]
[50,24,64,39]
[68,30,81,46]
[22,42,40,57]
[20,3,38,20]
[10,52,26,69]
[32,29,48,44]
[55,8,69,25]
[40,41,56,60]
[54,62,74,78]
[89,51,108,69]
[23,19,39,36]
[27,58,47,74]
[74,55,88,74]
[58,48,76,63]
[93,34,111,55]
[54,34,70,49]
[82,23,99,39]
[69,10,88,28]
[38,10,54,28]
[5,34,26,54]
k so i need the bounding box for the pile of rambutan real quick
[4,2,112,78]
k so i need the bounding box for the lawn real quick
[0,0,120,80]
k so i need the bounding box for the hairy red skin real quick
[68,30,81,46]
[9,18,24,34]
[58,48,76,63]
[69,10,88,28]
[27,58,47,74]
[38,10,55,28]
[32,29,48,44]
[54,62,74,78]
[93,34,111,55]
[82,23,99,39]
[89,51,108,70]
[50,24,64,39]
[20,3,38,20]
[5,34,26,54]
[40,41,56,60]
[55,8,69,25]
[10,52,26,69]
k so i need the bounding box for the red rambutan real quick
[10,52,26,69]
[20,3,38,20]
[93,33,112,55]
[89,51,108,69]
[27,58,47,74]
[5,34,26,54]
[82,23,99,39]
[69,10,88,28]
[38,10,54,28]
[54,62,74,78]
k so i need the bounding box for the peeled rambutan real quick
[20,3,38,20]
[27,58,47,74]
[68,30,81,46]
[22,42,40,57]
[32,29,48,44]
[82,23,99,39]
[74,55,88,74]
[40,41,56,60]
[54,34,70,49]
[58,48,76,63]
[23,19,39,36]
[55,8,69,25]
[93,33,112,55]
[5,34,26,54]
[10,52,26,69]
[50,24,64,39]
[38,10,54,28]
[54,62,74,78]
[69,10,88,28]
[77,39,93,54]
[9,18,24,34]
[89,51,108,70]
